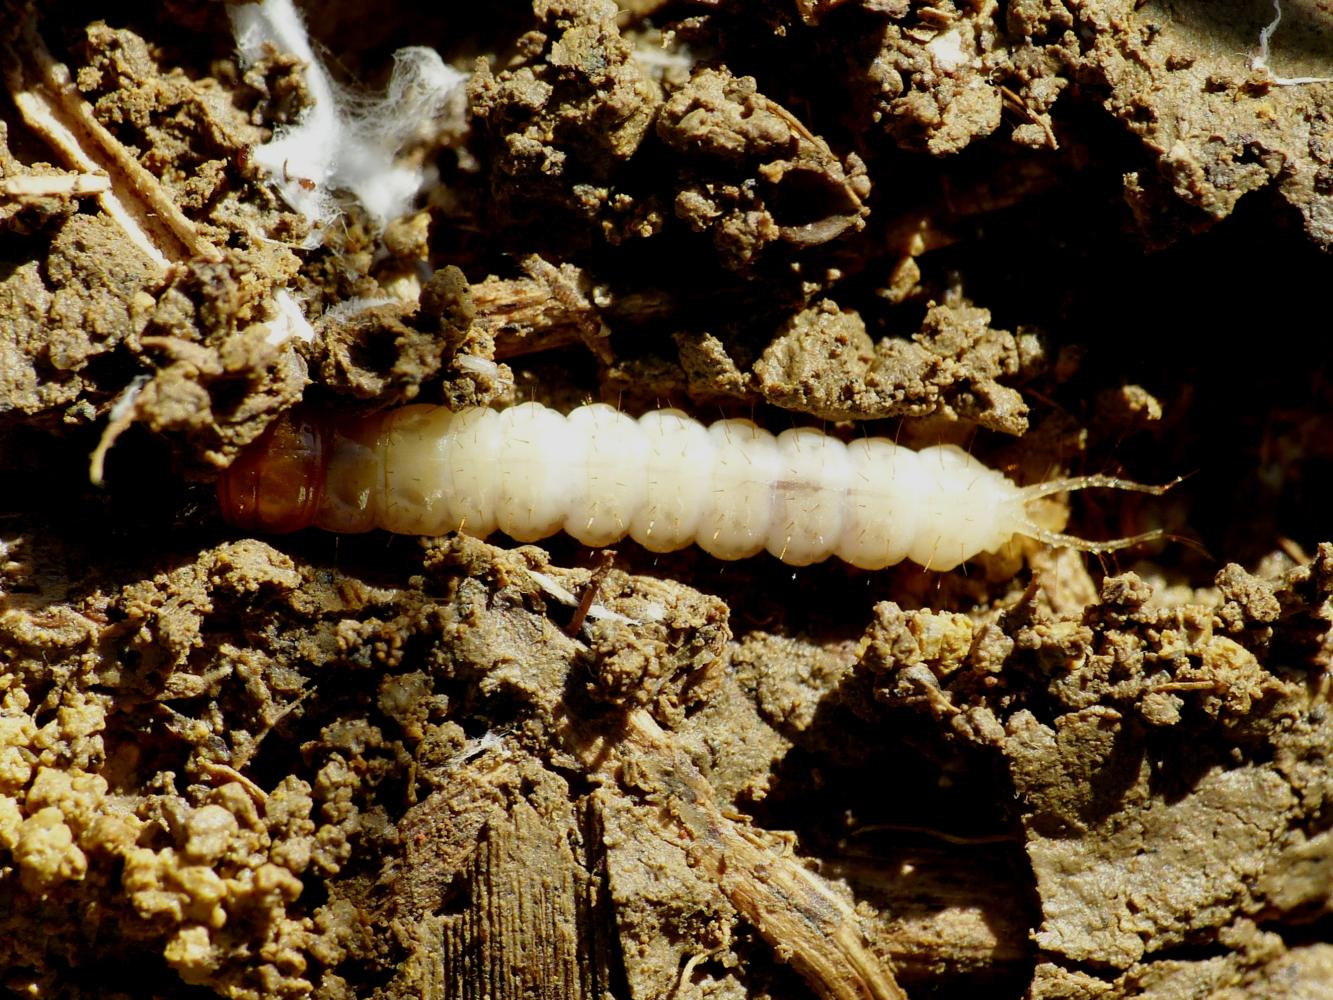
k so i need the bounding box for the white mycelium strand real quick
[287,402,1164,571]
[229,0,467,240]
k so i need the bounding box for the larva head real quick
[217,412,326,533]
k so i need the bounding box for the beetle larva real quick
[218,402,1165,570]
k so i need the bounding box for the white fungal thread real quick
[220,402,1169,571]
[228,0,468,242]
[1249,0,1333,86]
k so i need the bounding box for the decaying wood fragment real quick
[475,256,614,363]
[760,99,869,247]
[392,749,615,999]
[596,709,910,1000]
[821,845,1033,982]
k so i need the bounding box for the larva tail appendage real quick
[1017,473,1177,504]
[1014,474,1180,555]
[1015,523,1167,555]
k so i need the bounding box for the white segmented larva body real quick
[221,401,1166,570]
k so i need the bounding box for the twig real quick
[0,172,110,198]
[567,550,616,635]
[88,375,150,486]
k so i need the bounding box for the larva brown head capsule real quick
[217,412,327,533]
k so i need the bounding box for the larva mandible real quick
[218,402,1166,571]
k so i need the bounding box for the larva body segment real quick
[220,402,1156,571]
[907,445,1017,571]
[700,419,782,561]
[320,412,388,533]
[632,409,713,552]
[840,438,923,569]
[494,403,574,541]
[565,405,648,546]
[772,427,850,565]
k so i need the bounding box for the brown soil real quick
[1,1,1331,998]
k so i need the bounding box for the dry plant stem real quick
[87,375,149,486]
[592,709,909,1000]
[194,760,268,806]
[2,18,221,271]
[475,257,613,363]
[998,85,1058,149]
[761,100,866,245]
[0,172,110,198]
[565,551,615,635]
